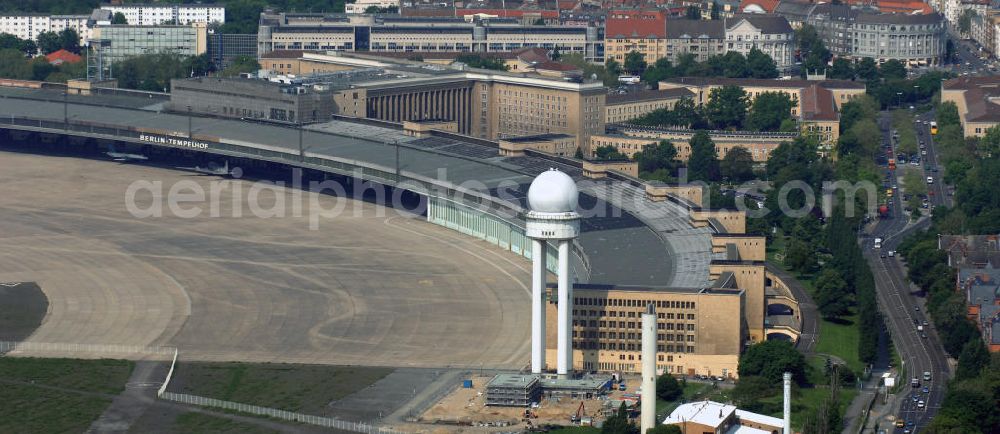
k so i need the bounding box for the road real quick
[863,111,952,434]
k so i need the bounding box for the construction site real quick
[405,373,645,432]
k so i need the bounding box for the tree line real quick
[629,89,797,133]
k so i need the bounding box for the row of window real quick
[574,298,696,309]
[580,342,696,353]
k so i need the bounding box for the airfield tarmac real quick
[0,151,531,369]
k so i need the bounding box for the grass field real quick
[169,362,393,415]
[547,426,601,434]
[0,357,133,433]
[767,234,864,373]
[0,383,113,433]
[0,357,134,394]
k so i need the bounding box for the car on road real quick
[921,332,928,338]
[880,253,887,258]
[912,394,920,402]
[922,320,928,326]
[922,386,929,393]
[917,400,925,409]
[924,372,932,381]
[915,306,920,311]
[921,150,927,156]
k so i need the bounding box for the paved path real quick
[765,262,819,355]
[88,360,167,432]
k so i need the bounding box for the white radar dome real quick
[527,169,578,213]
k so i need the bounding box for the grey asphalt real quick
[857,111,951,434]
[0,87,713,288]
[0,152,533,369]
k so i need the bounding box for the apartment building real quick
[659,76,866,109]
[806,4,946,66]
[724,14,795,71]
[99,3,225,25]
[257,12,604,62]
[0,14,91,45]
[616,15,794,70]
[605,9,670,62]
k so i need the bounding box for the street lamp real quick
[896,92,903,108]
[913,85,920,103]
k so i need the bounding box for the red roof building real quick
[739,0,780,14]
[45,49,82,66]
[605,9,669,39]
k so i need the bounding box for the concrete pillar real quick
[557,239,572,377]
[531,238,547,374]
[784,372,792,434]
[641,304,657,433]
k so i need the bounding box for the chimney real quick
[783,372,792,434]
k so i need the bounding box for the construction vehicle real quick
[570,402,586,424]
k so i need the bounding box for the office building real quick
[168,71,351,123]
[604,88,695,124]
[99,3,225,25]
[207,33,257,69]
[89,22,208,64]
[659,76,866,109]
[940,75,1000,137]
[805,4,946,66]
[256,12,604,62]
[545,282,747,377]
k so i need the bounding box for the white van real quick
[926,176,934,184]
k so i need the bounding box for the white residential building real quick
[345,0,401,14]
[99,4,225,26]
[0,14,91,44]
[725,14,796,72]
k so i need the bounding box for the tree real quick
[606,58,623,77]
[687,131,719,182]
[746,91,794,132]
[686,6,701,20]
[647,425,682,434]
[183,53,215,77]
[36,31,61,54]
[221,55,260,77]
[57,28,80,54]
[958,8,976,36]
[828,58,854,80]
[815,267,851,319]
[656,373,682,401]
[955,339,990,380]
[0,33,36,56]
[705,85,748,129]
[880,59,906,80]
[602,402,639,434]
[624,50,647,76]
[112,12,128,24]
[785,239,818,273]
[854,57,879,81]
[594,145,629,160]
[636,140,679,177]
[730,376,778,410]
[720,146,754,182]
[455,54,507,71]
[738,340,808,385]
[746,47,778,79]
